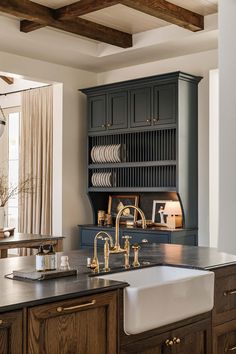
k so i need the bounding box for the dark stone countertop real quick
[1,243,236,313]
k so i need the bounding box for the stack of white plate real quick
[91,172,112,187]
[91,144,122,163]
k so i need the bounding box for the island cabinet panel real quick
[213,319,236,354]
[212,265,236,326]
[28,291,118,354]
[0,310,23,354]
[121,318,211,354]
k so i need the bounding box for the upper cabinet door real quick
[153,83,176,126]
[130,86,152,128]
[108,91,128,130]
[88,94,106,132]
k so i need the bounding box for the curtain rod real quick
[0,84,52,97]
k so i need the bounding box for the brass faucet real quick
[112,205,146,253]
[90,206,146,273]
[90,231,114,273]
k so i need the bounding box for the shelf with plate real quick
[80,71,202,241]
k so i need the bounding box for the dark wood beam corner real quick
[0,76,14,85]
[121,0,204,32]
[55,0,120,20]
[20,20,44,33]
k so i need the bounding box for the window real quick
[7,109,20,230]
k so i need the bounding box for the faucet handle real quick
[122,235,132,240]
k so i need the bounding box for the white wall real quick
[0,51,97,251]
[218,0,236,253]
[98,49,218,246]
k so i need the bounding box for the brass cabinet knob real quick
[141,239,148,243]
[153,118,158,122]
[146,119,150,122]
[165,339,174,347]
[101,124,105,128]
[107,123,111,127]
[173,337,181,344]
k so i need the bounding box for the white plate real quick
[94,146,98,163]
[91,146,95,163]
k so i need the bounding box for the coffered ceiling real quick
[0,0,218,72]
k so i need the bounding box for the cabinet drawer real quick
[122,231,169,245]
[213,265,236,325]
[80,229,115,248]
[213,319,236,354]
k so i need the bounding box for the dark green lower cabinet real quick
[78,225,197,249]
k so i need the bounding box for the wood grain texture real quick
[28,291,118,354]
[0,310,23,354]
[122,0,204,31]
[56,0,119,20]
[213,319,236,354]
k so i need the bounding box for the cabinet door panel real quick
[28,291,117,354]
[171,319,211,354]
[153,84,176,125]
[130,87,152,128]
[80,228,115,248]
[0,310,23,354]
[121,331,170,354]
[213,319,236,354]
[108,91,128,130]
[88,95,106,132]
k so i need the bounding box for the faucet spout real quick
[113,205,146,253]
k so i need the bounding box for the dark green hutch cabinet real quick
[79,71,201,248]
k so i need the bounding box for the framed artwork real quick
[152,200,172,226]
[108,195,139,223]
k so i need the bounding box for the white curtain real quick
[19,86,53,247]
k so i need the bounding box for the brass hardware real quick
[132,243,141,267]
[91,231,114,273]
[56,300,96,313]
[101,124,105,128]
[0,320,3,325]
[91,206,146,272]
[173,337,181,344]
[224,289,236,296]
[165,339,174,347]
[153,118,157,122]
[123,235,132,269]
[107,123,111,127]
[146,119,150,122]
[141,239,148,244]
[113,205,146,254]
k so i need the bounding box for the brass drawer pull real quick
[57,299,96,313]
[173,337,181,344]
[223,289,236,296]
[225,346,236,352]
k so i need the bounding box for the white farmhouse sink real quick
[98,266,214,335]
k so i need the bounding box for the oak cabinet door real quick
[28,291,118,354]
[213,319,236,354]
[0,310,23,354]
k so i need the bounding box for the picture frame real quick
[108,195,139,224]
[151,200,172,226]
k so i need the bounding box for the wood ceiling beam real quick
[56,0,119,20]
[0,0,132,48]
[21,17,132,48]
[121,0,204,32]
[0,76,14,85]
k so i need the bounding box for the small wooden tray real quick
[0,227,15,238]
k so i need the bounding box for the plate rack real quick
[88,128,177,191]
